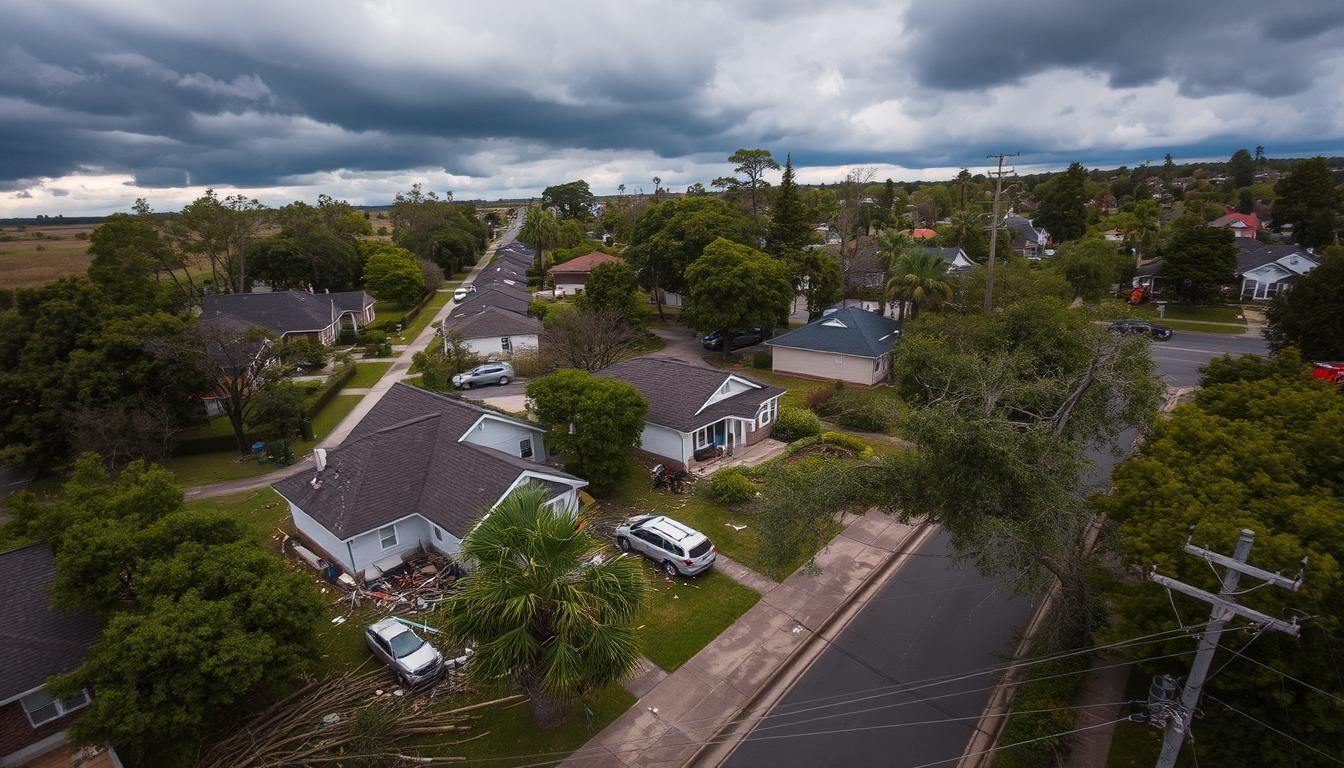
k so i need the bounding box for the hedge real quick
[813,386,898,433]
[819,431,869,454]
[370,288,434,333]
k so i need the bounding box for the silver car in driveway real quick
[451,361,515,389]
[365,618,444,686]
[615,515,717,577]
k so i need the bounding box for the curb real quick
[682,520,938,768]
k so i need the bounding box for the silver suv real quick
[452,361,515,389]
[365,618,444,686]
[616,515,716,577]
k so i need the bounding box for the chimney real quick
[315,448,327,472]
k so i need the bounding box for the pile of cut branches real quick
[196,668,521,768]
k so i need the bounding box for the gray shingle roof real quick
[598,358,785,432]
[918,246,978,270]
[767,307,903,358]
[444,305,541,339]
[449,284,532,318]
[202,290,368,336]
[1232,239,1316,274]
[273,384,578,539]
[0,543,102,701]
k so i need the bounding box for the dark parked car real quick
[702,327,765,351]
[1109,319,1173,341]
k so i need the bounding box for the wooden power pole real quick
[983,152,1018,312]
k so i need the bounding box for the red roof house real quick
[1208,211,1260,238]
[549,252,624,295]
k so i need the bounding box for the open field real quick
[0,223,100,287]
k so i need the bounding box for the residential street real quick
[722,329,1260,768]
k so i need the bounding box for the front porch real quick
[689,437,787,477]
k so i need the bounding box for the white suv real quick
[616,515,716,577]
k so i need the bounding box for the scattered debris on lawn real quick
[196,668,523,768]
[274,533,464,615]
[725,523,747,531]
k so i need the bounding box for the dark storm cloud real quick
[904,0,1344,97]
[0,5,739,189]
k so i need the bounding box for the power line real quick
[1219,644,1344,707]
[1206,694,1344,765]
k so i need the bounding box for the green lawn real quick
[400,290,453,340]
[635,567,761,671]
[165,394,364,487]
[185,488,291,542]
[1132,303,1246,324]
[347,362,393,388]
[452,684,635,767]
[1158,320,1251,335]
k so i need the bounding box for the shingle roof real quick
[273,384,577,539]
[598,358,785,433]
[767,307,903,358]
[1209,212,1259,231]
[827,237,884,288]
[918,246,978,270]
[444,305,541,339]
[449,284,532,318]
[1005,216,1048,246]
[202,291,346,336]
[550,252,623,275]
[1231,239,1317,274]
[0,543,103,702]
[474,264,528,290]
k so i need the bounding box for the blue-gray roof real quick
[766,307,903,358]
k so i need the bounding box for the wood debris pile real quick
[196,668,522,768]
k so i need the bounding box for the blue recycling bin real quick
[251,441,266,461]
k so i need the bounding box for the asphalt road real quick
[725,329,1263,768]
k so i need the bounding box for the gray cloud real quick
[904,0,1344,97]
[0,0,1341,209]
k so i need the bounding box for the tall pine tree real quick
[1035,162,1089,243]
[767,155,813,257]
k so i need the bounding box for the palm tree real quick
[519,205,560,272]
[440,487,648,729]
[875,230,915,316]
[885,249,952,321]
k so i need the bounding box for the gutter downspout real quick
[347,539,357,579]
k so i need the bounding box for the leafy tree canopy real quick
[1035,162,1090,243]
[1274,157,1341,250]
[624,196,753,296]
[525,369,647,492]
[1158,225,1237,302]
[1097,367,1344,768]
[361,242,425,307]
[1053,238,1128,300]
[575,260,645,325]
[1265,246,1344,360]
[541,180,596,220]
[685,238,794,354]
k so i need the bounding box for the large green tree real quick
[1274,157,1341,250]
[526,369,648,492]
[684,238,793,359]
[712,148,779,231]
[1228,148,1256,188]
[624,196,753,317]
[541,180,596,220]
[1035,162,1090,243]
[1097,365,1344,768]
[575,260,644,324]
[1054,239,1127,300]
[767,155,814,257]
[1265,246,1344,360]
[789,249,843,320]
[361,242,425,307]
[1,457,322,767]
[167,189,268,294]
[440,487,647,728]
[1159,226,1237,302]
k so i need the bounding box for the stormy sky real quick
[3,0,1343,216]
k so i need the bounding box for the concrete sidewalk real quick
[557,513,923,768]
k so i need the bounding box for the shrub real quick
[806,381,844,414]
[772,407,822,443]
[509,348,550,378]
[827,388,898,433]
[528,299,551,321]
[710,468,756,504]
[752,350,772,369]
[337,328,357,345]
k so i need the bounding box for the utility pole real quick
[983,152,1018,312]
[1146,527,1305,768]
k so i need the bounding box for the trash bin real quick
[300,419,315,442]
[251,441,266,461]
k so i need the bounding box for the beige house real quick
[766,306,903,386]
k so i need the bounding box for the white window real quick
[501,336,512,352]
[21,688,89,727]
[760,404,771,425]
[519,437,534,459]
[694,426,713,449]
[378,525,398,550]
